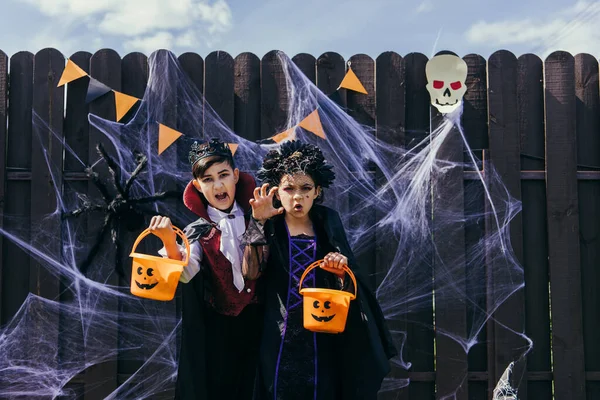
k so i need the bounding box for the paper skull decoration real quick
[425,54,468,114]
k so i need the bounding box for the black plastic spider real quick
[63,143,182,277]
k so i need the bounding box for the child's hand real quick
[249,183,284,223]
[320,252,348,278]
[149,215,177,245]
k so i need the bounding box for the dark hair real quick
[192,155,235,179]
[257,141,335,193]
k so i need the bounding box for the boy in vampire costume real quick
[241,141,397,399]
[149,139,263,399]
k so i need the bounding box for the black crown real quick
[188,138,233,166]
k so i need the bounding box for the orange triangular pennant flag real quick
[228,143,239,156]
[272,128,296,143]
[57,59,88,87]
[114,91,139,121]
[158,123,183,155]
[299,110,326,139]
[338,68,368,94]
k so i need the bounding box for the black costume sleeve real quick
[240,217,269,280]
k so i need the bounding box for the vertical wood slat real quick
[518,54,553,398]
[460,54,489,400]
[375,51,408,400]
[30,46,64,330]
[177,51,204,175]
[346,54,376,290]
[176,51,205,351]
[84,49,121,400]
[234,53,261,142]
[402,52,435,400]
[486,50,527,398]
[2,52,33,327]
[28,47,64,397]
[119,51,149,381]
[574,53,600,400]
[317,52,347,108]
[64,52,92,172]
[292,53,316,83]
[61,51,92,392]
[261,50,289,140]
[205,51,234,130]
[0,51,8,327]
[433,113,468,400]
[544,51,586,400]
[315,52,349,218]
[462,54,488,164]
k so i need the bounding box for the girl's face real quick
[277,173,320,220]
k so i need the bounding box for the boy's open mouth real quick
[293,204,303,211]
[215,192,228,201]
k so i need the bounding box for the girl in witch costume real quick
[150,139,263,400]
[242,140,397,400]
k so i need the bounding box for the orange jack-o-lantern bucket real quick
[129,226,190,301]
[298,260,357,334]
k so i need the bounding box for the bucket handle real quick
[298,260,357,300]
[131,226,191,265]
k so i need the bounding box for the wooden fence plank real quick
[375,51,408,400]
[31,48,64,297]
[462,54,488,164]
[292,53,316,82]
[178,52,204,94]
[346,54,376,290]
[61,51,92,391]
[30,47,64,397]
[517,53,553,398]
[433,101,468,400]
[574,53,600,400]
[261,51,289,140]
[234,53,261,142]
[459,54,489,400]
[317,52,347,108]
[544,50,586,400]
[119,51,149,382]
[2,52,33,327]
[0,50,8,328]
[64,52,92,172]
[486,49,527,399]
[315,52,349,218]
[84,48,121,399]
[402,52,435,400]
[205,51,234,130]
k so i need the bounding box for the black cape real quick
[255,205,397,399]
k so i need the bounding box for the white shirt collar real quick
[207,201,244,222]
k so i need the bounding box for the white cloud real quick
[464,1,600,56]
[416,1,433,14]
[123,31,175,54]
[17,0,232,53]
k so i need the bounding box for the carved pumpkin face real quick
[134,265,159,290]
[311,300,336,322]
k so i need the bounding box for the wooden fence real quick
[0,48,598,400]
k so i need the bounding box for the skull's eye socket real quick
[433,80,444,89]
[450,81,462,90]
[137,267,143,275]
[313,300,320,309]
[147,268,154,277]
[324,301,331,309]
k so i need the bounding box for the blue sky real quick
[0,0,598,60]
